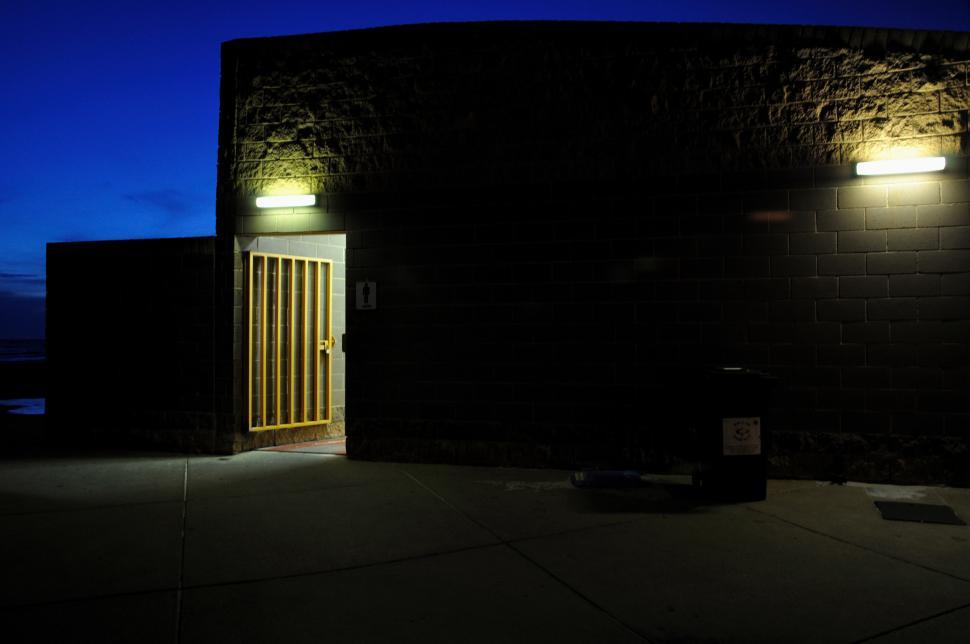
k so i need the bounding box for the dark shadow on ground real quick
[567,480,737,514]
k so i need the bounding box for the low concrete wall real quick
[46,236,218,451]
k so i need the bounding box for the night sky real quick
[2,1,969,338]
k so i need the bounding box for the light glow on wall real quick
[856,157,946,176]
[255,194,316,208]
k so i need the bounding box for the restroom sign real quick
[356,281,377,310]
[722,417,761,456]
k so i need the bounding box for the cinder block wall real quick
[46,237,218,451]
[218,22,970,482]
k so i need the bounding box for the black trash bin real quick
[693,367,775,501]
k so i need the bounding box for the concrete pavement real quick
[1,446,968,643]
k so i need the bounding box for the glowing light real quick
[856,157,946,176]
[255,194,316,208]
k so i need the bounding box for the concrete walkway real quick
[1,447,968,643]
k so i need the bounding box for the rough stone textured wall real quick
[218,22,970,482]
[46,237,219,451]
[220,23,968,200]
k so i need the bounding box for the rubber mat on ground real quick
[874,501,966,525]
[262,439,346,455]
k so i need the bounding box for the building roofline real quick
[221,19,970,55]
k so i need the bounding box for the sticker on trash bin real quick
[722,417,761,456]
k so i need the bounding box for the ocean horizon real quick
[0,398,44,415]
[0,339,45,363]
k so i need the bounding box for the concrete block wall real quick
[46,237,219,451]
[219,23,968,196]
[217,22,970,482]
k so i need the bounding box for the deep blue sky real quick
[1,0,969,337]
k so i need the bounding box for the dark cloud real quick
[0,291,44,339]
[0,272,45,287]
[124,188,192,217]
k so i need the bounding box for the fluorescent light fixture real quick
[255,194,316,208]
[856,157,946,176]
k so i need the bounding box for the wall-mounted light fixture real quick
[255,194,316,208]
[856,157,946,176]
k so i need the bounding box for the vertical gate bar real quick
[314,261,321,421]
[247,253,253,430]
[325,261,332,421]
[302,260,308,423]
[275,257,282,427]
[261,255,267,429]
[289,258,295,425]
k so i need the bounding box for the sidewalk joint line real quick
[397,468,654,643]
[0,543,499,612]
[746,505,970,584]
[174,457,189,644]
[0,516,665,614]
[853,599,970,643]
[178,542,497,592]
[504,540,655,643]
[0,498,184,518]
[397,469,504,541]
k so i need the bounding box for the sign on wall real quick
[722,417,761,456]
[356,281,376,310]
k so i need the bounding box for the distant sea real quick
[0,339,45,363]
[0,339,45,414]
[0,398,44,415]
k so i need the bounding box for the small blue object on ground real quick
[570,469,642,488]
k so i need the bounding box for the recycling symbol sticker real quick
[722,417,761,456]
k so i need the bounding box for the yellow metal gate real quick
[247,252,334,431]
